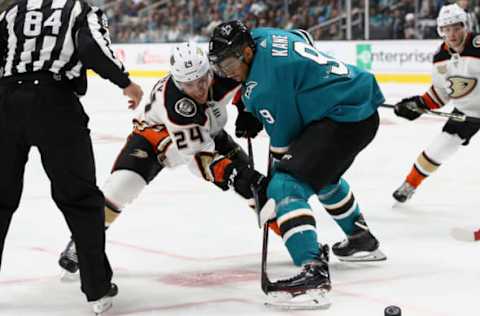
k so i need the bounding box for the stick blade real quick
[450,227,480,242]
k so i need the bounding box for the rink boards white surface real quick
[1,78,479,316]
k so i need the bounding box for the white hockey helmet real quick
[169,42,210,83]
[437,4,467,37]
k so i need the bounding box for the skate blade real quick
[92,300,113,315]
[93,304,112,316]
[450,227,480,242]
[265,289,331,310]
[392,201,403,208]
[94,304,112,316]
[336,249,387,262]
[60,270,79,282]
[391,199,410,208]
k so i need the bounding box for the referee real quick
[0,0,143,314]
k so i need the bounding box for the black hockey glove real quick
[194,151,268,207]
[230,165,268,208]
[235,110,263,138]
[394,96,428,121]
[211,159,268,206]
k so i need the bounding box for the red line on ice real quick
[112,298,255,315]
[108,239,262,262]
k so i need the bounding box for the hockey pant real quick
[405,110,480,188]
[266,113,379,265]
[103,129,249,227]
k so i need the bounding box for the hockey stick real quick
[261,150,276,294]
[246,138,276,294]
[247,142,330,307]
[450,227,480,241]
[247,138,262,229]
[381,104,480,124]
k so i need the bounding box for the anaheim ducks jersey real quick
[422,33,480,118]
[133,72,240,175]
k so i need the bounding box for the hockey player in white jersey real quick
[58,42,266,275]
[393,3,480,202]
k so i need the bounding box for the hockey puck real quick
[384,305,401,316]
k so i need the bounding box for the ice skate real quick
[333,215,386,262]
[59,239,79,281]
[91,283,118,315]
[265,245,331,310]
[392,181,416,203]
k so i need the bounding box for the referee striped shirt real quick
[0,0,130,95]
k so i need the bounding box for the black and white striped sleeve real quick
[0,11,6,66]
[76,5,130,89]
[0,11,5,35]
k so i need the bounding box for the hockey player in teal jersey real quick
[208,21,387,303]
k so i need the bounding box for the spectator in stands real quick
[416,0,438,38]
[404,12,421,38]
[328,7,343,40]
[284,13,302,29]
[101,0,441,43]
[392,8,405,39]
[399,0,415,16]
[204,10,223,36]
[166,15,182,42]
[222,0,237,21]
[475,0,480,24]
[457,0,480,32]
[420,0,437,18]
[274,8,287,27]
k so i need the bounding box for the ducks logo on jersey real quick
[446,76,477,98]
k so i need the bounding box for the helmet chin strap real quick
[239,47,254,80]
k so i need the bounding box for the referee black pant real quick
[0,73,112,301]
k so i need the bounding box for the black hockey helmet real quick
[208,20,255,67]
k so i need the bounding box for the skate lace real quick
[280,262,326,283]
[281,267,309,283]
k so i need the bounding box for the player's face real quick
[179,71,212,104]
[215,55,249,82]
[441,23,466,51]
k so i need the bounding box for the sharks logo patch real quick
[244,81,258,99]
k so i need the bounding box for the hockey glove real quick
[394,96,428,121]
[208,157,268,207]
[235,110,263,138]
[231,165,268,208]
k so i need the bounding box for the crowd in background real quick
[92,0,480,43]
[1,0,479,42]
[98,0,349,42]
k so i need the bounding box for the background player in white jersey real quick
[58,42,265,275]
[393,3,480,202]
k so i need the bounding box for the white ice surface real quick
[1,78,479,316]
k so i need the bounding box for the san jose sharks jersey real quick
[240,27,385,151]
[421,33,480,118]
